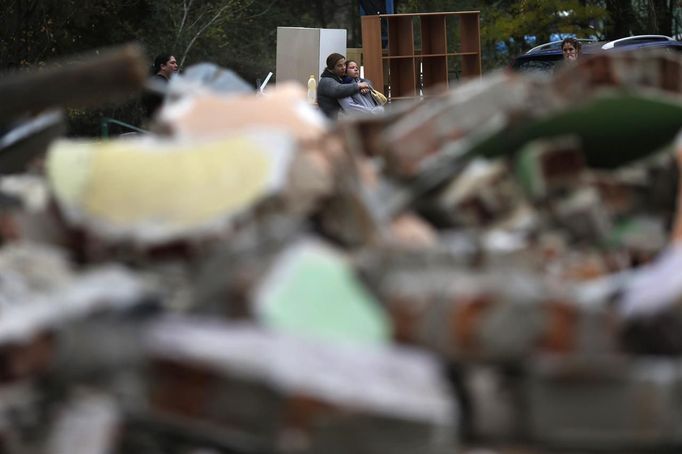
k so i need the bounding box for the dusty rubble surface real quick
[2,44,682,453]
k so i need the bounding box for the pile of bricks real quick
[1,44,682,453]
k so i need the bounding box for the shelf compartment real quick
[387,16,414,57]
[460,13,481,54]
[421,56,448,96]
[421,15,447,55]
[389,58,416,98]
[461,54,481,78]
[447,55,463,85]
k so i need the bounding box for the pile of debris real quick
[2,43,682,453]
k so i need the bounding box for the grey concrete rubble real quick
[1,45,682,453]
[145,317,457,454]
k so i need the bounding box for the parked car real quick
[512,35,682,74]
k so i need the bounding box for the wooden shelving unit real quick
[361,11,481,102]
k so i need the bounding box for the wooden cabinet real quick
[361,11,481,101]
[276,27,347,85]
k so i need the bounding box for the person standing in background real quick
[152,54,179,81]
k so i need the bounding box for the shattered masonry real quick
[1,44,682,453]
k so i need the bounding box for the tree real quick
[144,0,263,67]
[0,0,149,70]
[603,0,680,38]
[603,0,639,37]
[483,1,607,57]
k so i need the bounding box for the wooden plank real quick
[0,111,66,174]
[361,15,384,95]
[378,11,480,18]
[0,43,147,125]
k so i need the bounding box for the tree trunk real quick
[647,0,674,36]
[604,0,640,39]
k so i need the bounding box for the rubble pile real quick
[2,44,682,453]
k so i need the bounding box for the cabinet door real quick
[361,15,384,93]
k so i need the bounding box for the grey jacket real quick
[338,77,384,116]
[317,68,360,119]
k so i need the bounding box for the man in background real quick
[143,53,179,118]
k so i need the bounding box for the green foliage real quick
[0,0,149,69]
[485,0,607,43]
[482,0,608,67]
[66,100,147,138]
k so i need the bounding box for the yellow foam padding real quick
[48,136,279,232]
[46,141,92,210]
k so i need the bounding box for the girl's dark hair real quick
[561,38,582,52]
[326,53,345,70]
[152,54,172,74]
[345,59,359,68]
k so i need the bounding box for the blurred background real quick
[3,0,681,136]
